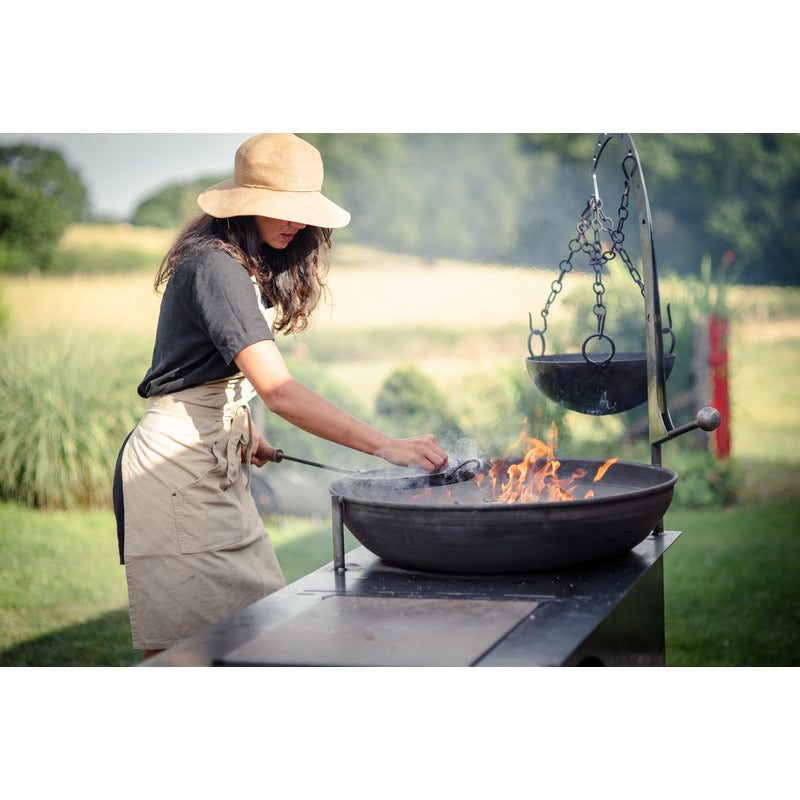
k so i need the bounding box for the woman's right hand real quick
[374,435,449,473]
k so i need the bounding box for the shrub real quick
[52,243,158,275]
[375,365,463,441]
[0,330,148,508]
[52,223,172,275]
[667,450,741,509]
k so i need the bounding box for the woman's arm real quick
[235,339,448,471]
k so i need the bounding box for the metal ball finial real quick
[696,407,721,432]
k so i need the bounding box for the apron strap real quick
[227,404,254,490]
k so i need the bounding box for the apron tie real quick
[227,403,254,490]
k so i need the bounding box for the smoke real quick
[437,431,485,464]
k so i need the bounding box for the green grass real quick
[664,501,800,666]
[0,330,148,509]
[0,504,131,666]
[729,336,800,464]
[0,505,348,666]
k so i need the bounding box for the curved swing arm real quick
[592,134,674,460]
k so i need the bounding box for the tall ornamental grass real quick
[0,329,148,508]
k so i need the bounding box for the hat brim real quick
[197,179,351,229]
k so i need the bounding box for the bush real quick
[667,450,741,509]
[0,330,148,508]
[375,366,461,437]
[52,223,172,275]
[52,243,158,275]
[375,365,463,441]
[443,364,572,459]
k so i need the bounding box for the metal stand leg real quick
[331,493,346,572]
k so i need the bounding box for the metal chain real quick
[526,225,580,357]
[609,155,645,297]
[528,154,648,358]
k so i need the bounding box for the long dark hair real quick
[154,214,332,334]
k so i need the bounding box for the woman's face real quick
[254,216,306,249]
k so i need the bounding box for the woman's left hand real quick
[375,434,449,473]
[242,427,276,467]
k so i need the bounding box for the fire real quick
[593,458,617,482]
[408,420,618,505]
[475,420,618,504]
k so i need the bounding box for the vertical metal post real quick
[651,441,664,534]
[331,493,346,572]
[625,141,674,450]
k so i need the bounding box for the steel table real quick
[142,531,680,667]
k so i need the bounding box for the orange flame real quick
[408,421,618,505]
[474,420,618,504]
[593,458,618,482]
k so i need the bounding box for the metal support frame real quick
[592,133,673,466]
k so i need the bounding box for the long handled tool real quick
[255,444,361,474]
[256,443,482,485]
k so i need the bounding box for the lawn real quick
[664,501,800,666]
[2,495,798,667]
[0,506,352,666]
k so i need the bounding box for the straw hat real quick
[197,133,351,228]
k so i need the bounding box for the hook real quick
[592,133,636,202]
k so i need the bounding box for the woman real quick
[114,133,447,660]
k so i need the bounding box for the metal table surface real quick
[142,530,681,667]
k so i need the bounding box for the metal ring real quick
[528,329,546,358]
[581,333,616,365]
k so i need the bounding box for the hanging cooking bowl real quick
[526,351,676,416]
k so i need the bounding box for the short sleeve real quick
[186,250,274,364]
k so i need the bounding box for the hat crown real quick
[234,133,323,193]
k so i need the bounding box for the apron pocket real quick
[172,439,249,554]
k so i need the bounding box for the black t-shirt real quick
[138,248,274,397]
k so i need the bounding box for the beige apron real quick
[121,373,286,650]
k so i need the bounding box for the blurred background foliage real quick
[0,144,88,273]
[1,132,797,510]
[3,134,798,284]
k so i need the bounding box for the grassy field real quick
[1,224,798,666]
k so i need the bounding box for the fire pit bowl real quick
[526,352,676,415]
[330,458,677,574]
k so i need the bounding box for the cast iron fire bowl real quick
[330,458,677,575]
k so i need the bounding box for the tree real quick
[303,133,531,262]
[131,176,224,228]
[518,133,800,285]
[0,144,88,273]
[130,133,800,285]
